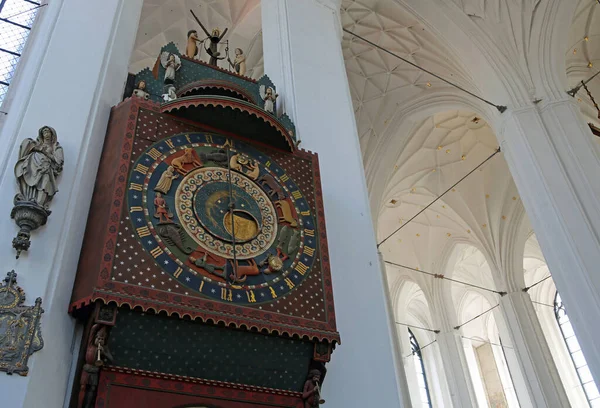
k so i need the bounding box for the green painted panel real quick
[108,309,313,391]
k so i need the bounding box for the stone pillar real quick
[436,332,479,407]
[497,292,570,407]
[0,0,143,407]
[261,1,406,406]
[498,97,600,387]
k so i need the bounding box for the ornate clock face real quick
[127,132,317,305]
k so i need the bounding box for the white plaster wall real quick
[0,0,143,406]
[261,0,405,406]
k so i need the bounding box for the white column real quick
[0,0,143,407]
[261,1,406,406]
[498,97,600,388]
[497,292,569,407]
[437,332,479,407]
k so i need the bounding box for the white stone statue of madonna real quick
[14,126,64,210]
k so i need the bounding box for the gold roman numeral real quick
[199,281,204,292]
[165,139,174,149]
[265,161,271,167]
[134,164,149,175]
[269,287,277,299]
[284,277,295,289]
[136,226,150,238]
[292,191,302,199]
[130,206,143,212]
[303,247,315,257]
[205,135,213,144]
[246,290,256,303]
[304,229,315,237]
[295,262,309,275]
[147,148,161,160]
[185,134,191,143]
[150,247,163,258]
[221,288,233,302]
[222,139,234,149]
[129,183,143,191]
[280,174,289,182]
[174,267,183,278]
[300,210,310,216]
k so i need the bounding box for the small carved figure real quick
[191,10,229,67]
[260,85,278,113]
[171,148,202,175]
[162,85,177,102]
[227,48,247,76]
[189,252,227,279]
[199,149,228,167]
[78,325,113,408]
[12,126,64,257]
[275,199,298,228]
[153,193,173,223]
[303,369,325,408]
[230,153,259,180]
[154,166,178,194]
[132,80,149,100]
[160,52,181,84]
[228,259,260,283]
[156,223,193,254]
[259,253,284,275]
[276,225,301,261]
[258,173,285,200]
[186,30,200,59]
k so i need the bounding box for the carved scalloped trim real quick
[104,366,303,397]
[177,80,256,103]
[161,96,296,152]
[70,293,340,345]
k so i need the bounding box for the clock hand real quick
[225,145,239,284]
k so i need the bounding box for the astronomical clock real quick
[69,41,338,408]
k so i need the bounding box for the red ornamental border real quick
[161,96,296,152]
[96,366,303,408]
[71,98,340,345]
[76,285,339,344]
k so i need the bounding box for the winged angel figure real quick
[160,52,181,84]
[259,85,278,114]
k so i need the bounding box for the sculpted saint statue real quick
[14,126,64,209]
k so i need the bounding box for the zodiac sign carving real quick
[171,148,202,175]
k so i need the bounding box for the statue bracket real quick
[10,199,50,259]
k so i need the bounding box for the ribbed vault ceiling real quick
[128,1,593,328]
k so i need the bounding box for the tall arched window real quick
[0,0,42,104]
[554,292,600,406]
[409,328,433,407]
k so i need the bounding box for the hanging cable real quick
[377,147,501,248]
[460,336,513,349]
[405,339,438,358]
[522,275,551,292]
[531,300,554,308]
[385,261,506,296]
[567,69,600,97]
[395,321,440,334]
[454,304,499,330]
[582,80,600,118]
[343,29,507,113]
